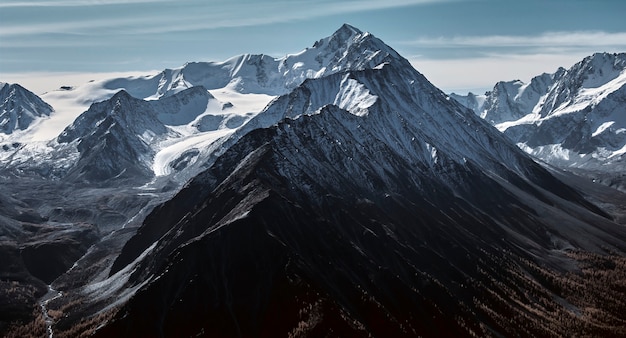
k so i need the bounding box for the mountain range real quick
[451,52,626,191]
[1,25,626,337]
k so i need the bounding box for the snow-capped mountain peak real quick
[91,24,404,101]
[574,52,626,88]
[0,83,54,135]
[453,52,626,190]
[310,23,367,58]
[294,23,403,73]
[536,52,626,118]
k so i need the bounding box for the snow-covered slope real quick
[224,62,533,179]
[96,23,400,99]
[0,83,53,136]
[453,53,626,190]
[1,85,240,181]
[0,24,417,184]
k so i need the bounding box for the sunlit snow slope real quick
[0,24,407,184]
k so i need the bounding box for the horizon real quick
[1,0,625,95]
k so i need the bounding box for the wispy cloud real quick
[0,0,451,9]
[0,0,454,37]
[0,70,160,95]
[0,0,170,7]
[405,31,626,49]
[315,0,456,14]
[410,52,600,94]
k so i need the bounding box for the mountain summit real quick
[0,83,53,135]
[101,23,403,99]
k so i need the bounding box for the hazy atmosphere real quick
[1,0,625,94]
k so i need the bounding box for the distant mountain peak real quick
[317,24,395,54]
[585,51,626,64]
[312,23,363,48]
[329,23,365,42]
[338,23,363,34]
[111,89,133,100]
[565,52,626,87]
[0,83,53,134]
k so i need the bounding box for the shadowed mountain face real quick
[57,90,165,182]
[98,118,626,336]
[94,53,626,336]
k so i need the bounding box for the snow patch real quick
[335,75,378,116]
[426,143,438,163]
[518,143,572,162]
[153,129,233,176]
[609,143,626,158]
[591,121,615,137]
[373,62,389,70]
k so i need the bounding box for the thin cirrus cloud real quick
[405,31,626,92]
[0,0,171,7]
[0,0,439,7]
[126,0,457,35]
[0,0,453,37]
[411,53,592,93]
[406,31,626,50]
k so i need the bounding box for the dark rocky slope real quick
[93,64,626,336]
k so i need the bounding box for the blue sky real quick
[1,0,625,94]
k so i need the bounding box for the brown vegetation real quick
[4,308,46,338]
[467,248,626,337]
[53,308,118,338]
